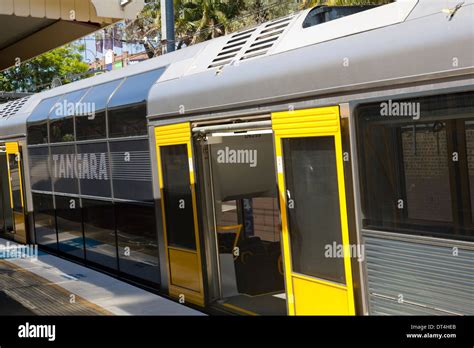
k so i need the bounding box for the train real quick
[0,0,473,315]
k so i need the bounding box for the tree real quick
[123,0,247,55]
[0,44,90,93]
[124,0,394,58]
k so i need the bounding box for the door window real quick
[282,136,345,284]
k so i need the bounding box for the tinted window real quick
[160,144,196,250]
[50,89,89,143]
[401,123,452,222]
[76,80,122,141]
[33,193,57,250]
[108,104,147,138]
[56,195,84,259]
[83,199,117,270]
[76,111,107,141]
[356,92,474,241]
[116,203,160,283]
[0,153,13,233]
[29,146,52,191]
[50,145,79,194]
[466,121,474,223]
[8,154,23,212]
[283,136,345,284]
[303,5,377,28]
[77,142,111,198]
[109,139,152,202]
[27,96,61,145]
[108,69,164,138]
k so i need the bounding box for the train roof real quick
[147,0,474,120]
[1,0,473,139]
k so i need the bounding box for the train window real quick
[160,144,196,250]
[56,195,84,259]
[116,202,160,284]
[8,154,23,212]
[0,173,6,236]
[77,142,111,198]
[50,145,79,194]
[108,104,148,138]
[76,111,107,141]
[108,69,165,138]
[76,80,122,141]
[302,5,378,29]
[400,123,452,222]
[29,146,52,191]
[32,193,57,250]
[50,89,89,143]
[83,199,118,271]
[27,96,61,145]
[465,121,474,223]
[109,139,153,202]
[0,153,13,234]
[356,92,474,241]
[283,136,346,284]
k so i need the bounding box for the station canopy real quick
[0,0,145,71]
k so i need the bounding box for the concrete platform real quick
[0,238,204,316]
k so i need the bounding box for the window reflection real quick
[27,97,61,145]
[83,199,117,270]
[29,147,52,191]
[0,153,14,235]
[76,79,122,141]
[107,69,165,138]
[32,193,57,250]
[466,121,474,223]
[356,92,474,241]
[160,144,196,250]
[401,123,452,222]
[116,203,160,284]
[50,89,89,143]
[56,195,84,259]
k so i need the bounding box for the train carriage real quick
[0,0,473,315]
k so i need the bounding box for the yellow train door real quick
[4,142,27,243]
[272,106,355,315]
[155,123,205,306]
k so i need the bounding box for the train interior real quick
[198,125,286,315]
[0,143,27,244]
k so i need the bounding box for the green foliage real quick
[124,0,248,52]
[124,0,393,56]
[0,44,90,93]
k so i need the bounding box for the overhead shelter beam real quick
[0,0,145,71]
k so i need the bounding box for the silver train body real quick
[0,0,473,315]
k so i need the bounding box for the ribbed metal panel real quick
[110,150,152,182]
[363,234,474,315]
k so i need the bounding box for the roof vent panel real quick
[0,96,31,119]
[208,14,295,69]
[208,28,257,69]
[239,15,294,62]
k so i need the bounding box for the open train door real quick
[155,123,205,306]
[272,106,355,315]
[1,142,27,243]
